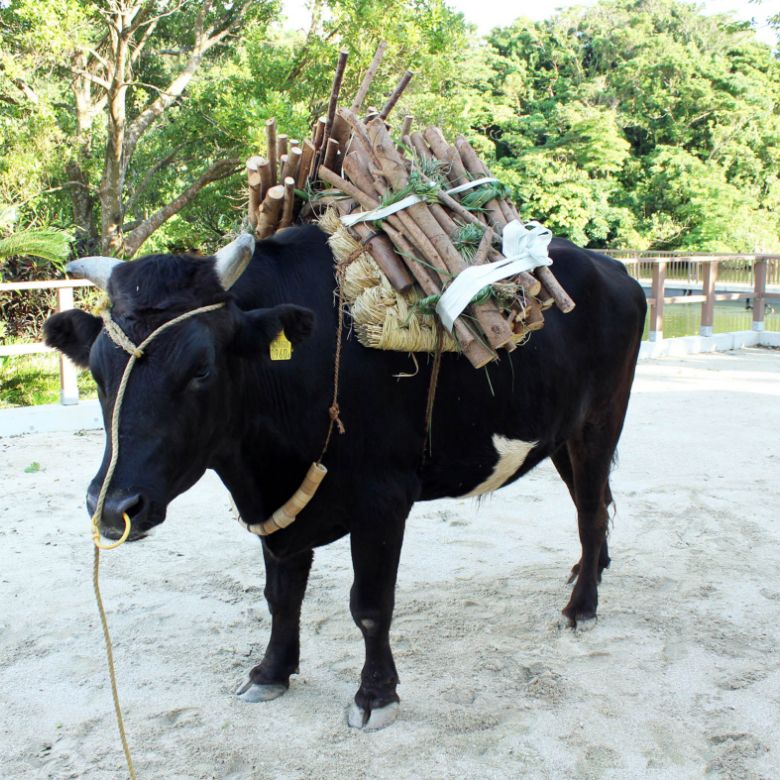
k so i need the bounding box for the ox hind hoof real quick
[236,678,288,703]
[347,701,400,731]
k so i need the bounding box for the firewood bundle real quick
[245,45,575,368]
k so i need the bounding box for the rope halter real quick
[91,302,226,550]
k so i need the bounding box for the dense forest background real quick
[1,0,779,271]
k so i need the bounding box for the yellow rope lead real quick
[90,302,225,780]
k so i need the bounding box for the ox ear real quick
[44,309,102,368]
[234,304,315,359]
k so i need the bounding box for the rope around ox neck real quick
[90,301,225,780]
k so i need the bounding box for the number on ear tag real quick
[269,330,292,361]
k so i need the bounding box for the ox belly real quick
[460,435,536,498]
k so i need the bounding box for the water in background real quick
[642,299,779,339]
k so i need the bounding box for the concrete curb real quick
[638,330,780,359]
[0,399,102,438]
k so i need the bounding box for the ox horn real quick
[66,257,123,290]
[213,233,255,289]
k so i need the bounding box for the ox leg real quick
[561,432,614,627]
[552,446,611,585]
[347,511,407,731]
[237,545,313,703]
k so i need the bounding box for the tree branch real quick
[125,141,189,213]
[122,157,241,256]
[123,24,233,164]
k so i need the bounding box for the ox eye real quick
[192,366,211,382]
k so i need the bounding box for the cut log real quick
[277,134,289,160]
[379,70,414,120]
[266,118,278,186]
[282,146,303,183]
[315,49,349,176]
[535,266,576,313]
[297,140,316,188]
[424,127,468,186]
[351,41,388,112]
[409,132,433,163]
[256,184,285,239]
[247,156,265,227]
[313,117,326,151]
[455,136,507,231]
[322,137,340,172]
[279,177,296,229]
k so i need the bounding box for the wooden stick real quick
[537,281,555,310]
[334,185,413,292]
[279,177,296,229]
[258,158,271,198]
[400,115,413,137]
[322,138,340,172]
[256,184,285,239]
[523,297,545,330]
[312,117,326,151]
[455,135,507,230]
[277,134,289,159]
[266,119,278,186]
[289,139,300,149]
[315,49,349,176]
[424,127,469,185]
[337,108,373,156]
[351,41,388,112]
[282,146,303,183]
[379,71,414,120]
[409,132,433,162]
[247,156,265,227]
[331,113,352,152]
[278,154,288,182]
[320,166,495,367]
[297,140,316,188]
[535,266,575,313]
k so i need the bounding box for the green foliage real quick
[0,0,778,263]
[476,0,780,250]
[0,228,72,268]
[0,353,96,408]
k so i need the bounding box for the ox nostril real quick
[116,493,144,520]
[97,492,147,539]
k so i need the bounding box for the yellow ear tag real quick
[269,329,293,361]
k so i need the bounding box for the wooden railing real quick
[602,251,780,341]
[0,279,93,405]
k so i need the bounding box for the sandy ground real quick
[1,348,779,780]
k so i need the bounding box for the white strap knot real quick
[435,220,553,333]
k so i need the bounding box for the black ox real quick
[45,225,646,729]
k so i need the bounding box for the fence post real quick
[649,260,665,341]
[753,257,767,332]
[700,260,717,337]
[56,286,79,405]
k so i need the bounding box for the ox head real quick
[44,235,314,542]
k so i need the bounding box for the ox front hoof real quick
[236,679,288,703]
[347,701,399,731]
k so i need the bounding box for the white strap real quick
[340,177,500,227]
[435,220,552,333]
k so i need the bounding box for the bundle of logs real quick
[245,45,575,369]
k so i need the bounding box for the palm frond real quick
[0,229,73,268]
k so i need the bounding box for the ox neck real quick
[209,351,330,529]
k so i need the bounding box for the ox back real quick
[45,224,646,730]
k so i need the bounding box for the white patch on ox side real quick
[461,435,536,498]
